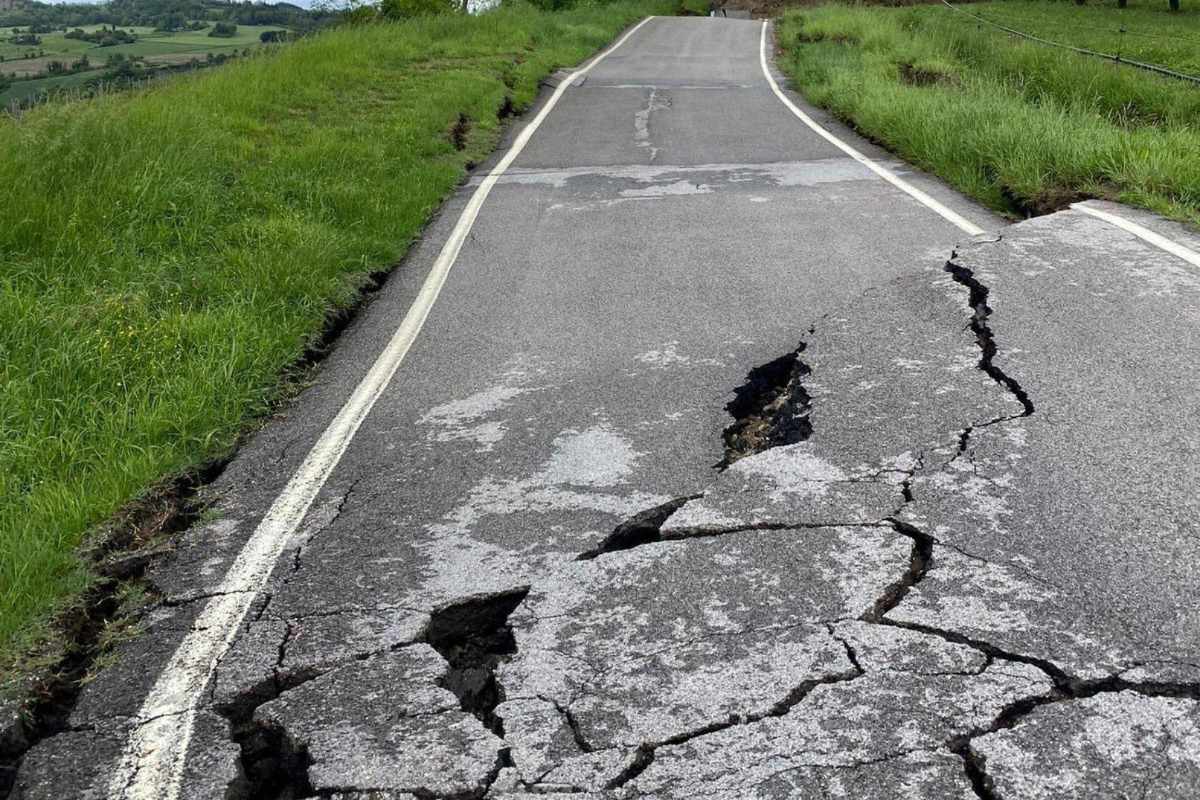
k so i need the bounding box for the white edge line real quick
[757,20,986,237]
[1072,203,1200,270]
[106,15,656,800]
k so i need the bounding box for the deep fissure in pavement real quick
[719,342,814,468]
[861,521,934,622]
[944,259,1034,419]
[577,495,701,560]
[217,671,322,800]
[424,588,530,736]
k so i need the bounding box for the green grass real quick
[0,0,669,675]
[775,1,1200,222]
[965,0,1200,76]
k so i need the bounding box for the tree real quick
[8,30,41,46]
[380,0,456,18]
[208,21,237,37]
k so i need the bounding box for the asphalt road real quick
[11,16,1200,800]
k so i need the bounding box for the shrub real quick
[380,0,458,20]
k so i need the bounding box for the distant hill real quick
[0,0,337,29]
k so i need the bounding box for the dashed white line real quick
[105,16,657,800]
[757,20,986,237]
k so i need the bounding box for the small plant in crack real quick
[719,344,814,469]
[424,588,530,735]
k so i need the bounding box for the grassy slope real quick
[775,2,1200,222]
[0,0,668,668]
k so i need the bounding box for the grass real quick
[964,0,1200,76]
[0,0,669,677]
[775,1,1200,222]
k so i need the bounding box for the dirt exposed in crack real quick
[424,588,530,736]
[576,496,700,560]
[719,343,813,469]
[448,112,473,152]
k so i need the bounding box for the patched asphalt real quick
[9,16,1200,800]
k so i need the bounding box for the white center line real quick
[105,16,657,800]
[757,20,986,237]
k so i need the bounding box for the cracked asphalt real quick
[11,16,1200,800]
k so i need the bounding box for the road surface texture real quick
[10,16,1200,800]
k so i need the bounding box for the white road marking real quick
[105,16,656,800]
[757,21,986,237]
[1073,203,1200,270]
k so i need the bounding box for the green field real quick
[1,22,287,106]
[0,0,668,683]
[0,69,93,105]
[0,23,279,61]
[776,1,1200,223]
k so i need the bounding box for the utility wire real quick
[939,0,1200,85]
[964,7,1200,44]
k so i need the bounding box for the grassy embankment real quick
[775,0,1200,222]
[0,0,669,678]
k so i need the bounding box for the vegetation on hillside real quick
[0,0,668,681]
[0,22,292,110]
[775,1,1200,223]
[0,0,333,34]
[0,0,344,109]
